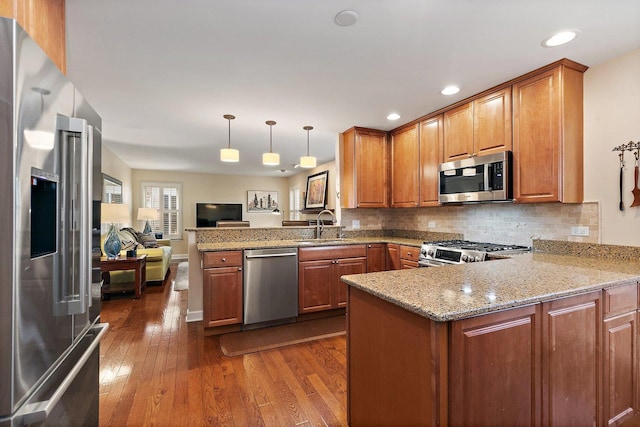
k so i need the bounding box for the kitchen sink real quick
[294,239,352,245]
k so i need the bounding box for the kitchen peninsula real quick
[342,241,640,426]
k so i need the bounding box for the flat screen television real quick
[196,203,242,227]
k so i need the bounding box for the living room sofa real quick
[102,230,173,285]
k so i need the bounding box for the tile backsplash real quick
[341,202,599,246]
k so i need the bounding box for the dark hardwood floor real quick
[99,263,348,426]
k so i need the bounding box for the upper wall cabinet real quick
[390,124,420,207]
[443,87,512,161]
[341,127,388,208]
[419,115,443,206]
[0,0,66,73]
[513,60,586,203]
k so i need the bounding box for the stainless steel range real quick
[419,240,530,267]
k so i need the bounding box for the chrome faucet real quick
[316,209,336,239]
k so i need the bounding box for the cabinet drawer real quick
[603,283,638,318]
[299,245,367,261]
[203,251,242,268]
[400,245,421,261]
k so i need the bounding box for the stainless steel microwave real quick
[438,151,512,203]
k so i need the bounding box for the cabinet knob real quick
[221,258,226,262]
[238,267,242,271]
[368,245,372,248]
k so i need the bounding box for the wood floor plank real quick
[99,263,348,426]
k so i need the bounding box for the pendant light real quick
[220,114,239,162]
[299,125,317,168]
[262,120,280,166]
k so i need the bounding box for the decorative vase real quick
[143,220,152,234]
[103,224,122,259]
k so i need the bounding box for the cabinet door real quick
[366,244,387,273]
[386,244,401,271]
[603,311,638,426]
[390,124,420,207]
[450,305,540,426]
[419,115,443,206]
[202,266,243,328]
[541,291,601,426]
[334,257,366,307]
[513,67,560,202]
[356,130,388,208]
[298,260,334,313]
[473,87,512,156]
[443,102,473,161]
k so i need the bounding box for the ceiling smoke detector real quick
[334,10,359,27]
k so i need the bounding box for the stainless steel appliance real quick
[243,248,298,327]
[0,18,107,426]
[419,240,530,267]
[439,151,512,203]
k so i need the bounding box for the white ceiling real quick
[65,0,640,177]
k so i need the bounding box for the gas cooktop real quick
[419,240,530,266]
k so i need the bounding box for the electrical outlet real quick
[570,226,590,237]
[352,219,360,229]
[428,221,436,228]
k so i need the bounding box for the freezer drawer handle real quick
[19,323,109,425]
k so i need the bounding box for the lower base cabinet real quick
[349,283,640,426]
[202,251,243,328]
[299,245,366,314]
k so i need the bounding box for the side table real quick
[100,254,147,299]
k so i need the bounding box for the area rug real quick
[219,316,346,357]
[173,262,189,291]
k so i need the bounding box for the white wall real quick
[101,144,132,206]
[584,48,640,245]
[287,160,337,219]
[131,170,290,256]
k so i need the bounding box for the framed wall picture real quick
[247,190,278,212]
[305,170,329,209]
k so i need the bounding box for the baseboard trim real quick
[171,254,188,262]
[186,309,203,323]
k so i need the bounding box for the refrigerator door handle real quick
[18,323,108,425]
[55,115,90,316]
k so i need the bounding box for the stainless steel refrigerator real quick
[0,18,107,426]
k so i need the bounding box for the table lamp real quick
[137,207,159,234]
[101,203,130,259]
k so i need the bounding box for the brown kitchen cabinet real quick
[513,60,587,203]
[541,291,602,426]
[349,271,635,426]
[202,251,243,329]
[419,115,443,206]
[385,244,419,270]
[298,245,366,314]
[443,87,511,162]
[0,0,66,73]
[400,245,420,269]
[366,243,386,273]
[390,124,420,207]
[340,127,388,208]
[450,304,540,426]
[602,283,639,426]
[386,243,400,270]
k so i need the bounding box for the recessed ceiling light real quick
[334,10,359,27]
[441,85,460,95]
[542,30,579,47]
[387,113,401,121]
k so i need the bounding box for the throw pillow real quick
[120,227,140,243]
[139,232,159,248]
[117,229,138,251]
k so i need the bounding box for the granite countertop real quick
[341,252,640,322]
[197,237,424,251]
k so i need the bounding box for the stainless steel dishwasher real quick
[243,247,298,327]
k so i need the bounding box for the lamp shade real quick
[262,152,280,165]
[299,155,317,168]
[137,207,159,221]
[220,147,239,162]
[101,203,130,224]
